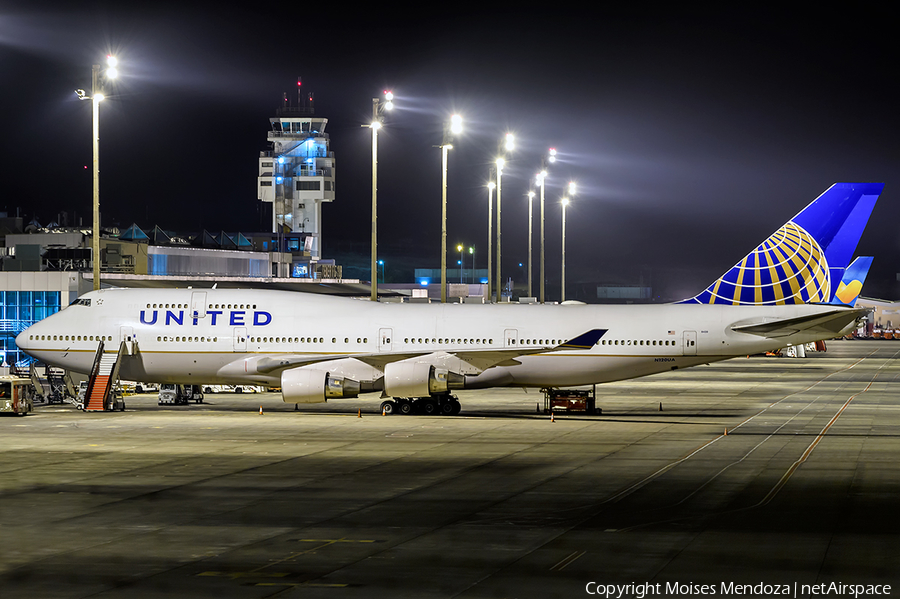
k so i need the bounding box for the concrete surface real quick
[1,340,898,598]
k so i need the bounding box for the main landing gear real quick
[380,394,461,416]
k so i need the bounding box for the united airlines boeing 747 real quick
[16,183,882,414]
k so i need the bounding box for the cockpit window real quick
[70,298,91,307]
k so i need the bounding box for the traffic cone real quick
[724,428,727,436]
[382,407,387,416]
[259,405,264,415]
[550,412,555,423]
[358,409,362,418]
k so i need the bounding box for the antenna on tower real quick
[297,77,314,113]
[277,79,314,115]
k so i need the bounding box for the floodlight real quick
[450,114,463,135]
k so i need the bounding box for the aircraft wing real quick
[356,328,608,371]
[730,308,867,338]
[255,329,607,375]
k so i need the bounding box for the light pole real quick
[76,55,118,291]
[496,133,514,301]
[527,190,535,298]
[469,246,475,284]
[366,90,394,301]
[537,147,557,304]
[377,259,385,283]
[457,244,464,283]
[561,181,576,302]
[486,179,495,301]
[440,114,462,303]
[561,196,569,302]
[536,169,547,303]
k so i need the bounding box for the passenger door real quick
[683,330,697,356]
[233,327,247,352]
[191,292,207,320]
[379,328,393,352]
[120,326,135,355]
[504,328,519,347]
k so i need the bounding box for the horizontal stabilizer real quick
[730,308,867,338]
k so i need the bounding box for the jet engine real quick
[383,362,464,397]
[281,368,361,404]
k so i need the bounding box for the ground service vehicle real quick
[158,384,204,405]
[0,376,35,416]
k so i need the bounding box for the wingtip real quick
[556,329,607,350]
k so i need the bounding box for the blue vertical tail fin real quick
[680,182,883,305]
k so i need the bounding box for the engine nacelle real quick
[383,362,464,397]
[281,368,361,404]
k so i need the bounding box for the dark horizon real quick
[2,5,897,301]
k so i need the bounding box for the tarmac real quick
[1,340,899,598]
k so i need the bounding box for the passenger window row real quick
[143,303,259,310]
[158,336,218,342]
[210,304,257,310]
[404,338,493,345]
[29,334,112,342]
[247,337,369,344]
[600,339,676,346]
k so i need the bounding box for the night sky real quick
[2,4,898,301]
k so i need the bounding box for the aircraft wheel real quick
[449,400,461,416]
[398,400,414,415]
[419,398,438,416]
[380,400,396,415]
[439,400,456,416]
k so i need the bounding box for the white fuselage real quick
[16,288,857,394]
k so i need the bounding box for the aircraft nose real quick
[16,328,31,351]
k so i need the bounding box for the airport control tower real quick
[257,83,335,258]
